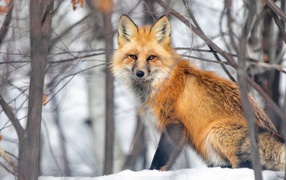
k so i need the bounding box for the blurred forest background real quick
[0,0,285,179]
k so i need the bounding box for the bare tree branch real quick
[0,1,14,45]
[225,0,238,52]
[0,161,17,177]
[266,0,286,22]
[0,95,24,140]
[269,7,286,44]
[0,147,17,173]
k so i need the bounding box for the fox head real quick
[112,15,179,87]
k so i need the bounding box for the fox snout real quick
[135,70,145,78]
[132,68,149,79]
[131,59,150,80]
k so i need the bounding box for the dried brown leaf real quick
[71,0,85,11]
[0,6,10,15]
[5,0,12,4]
[42,94,48,105]
[94,0,113,13]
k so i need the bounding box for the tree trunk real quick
[18,1,54,179]
[123,116,146,170]
[238,1,263,180]
[261,7,283,130]
[85,0,125,175]
[52,94,71,176]
[103,10,114,175]
[86,40,106,175]
[84,1,107,175]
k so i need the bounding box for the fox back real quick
[112,15,285,171]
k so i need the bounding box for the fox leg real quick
[150,123,187,170]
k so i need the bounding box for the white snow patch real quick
[39,168,284,180]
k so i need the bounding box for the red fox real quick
[111,14,285,171]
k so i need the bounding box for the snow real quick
[39,168,284,180]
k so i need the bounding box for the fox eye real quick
[129,54,137,60]
[147,55,156,61]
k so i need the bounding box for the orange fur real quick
[112,15,285,171]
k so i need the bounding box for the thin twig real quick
[48,52,107,63]
[0,147,17,173]
[0,162,17,177]
[225,0,238,52]
[269,7,286,44]
[41,118,62,175]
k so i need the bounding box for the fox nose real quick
[136,70,145,78]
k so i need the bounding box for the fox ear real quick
[118,15,138,42]
[151,16,171,43]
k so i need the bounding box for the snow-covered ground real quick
[40,168,284,180]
